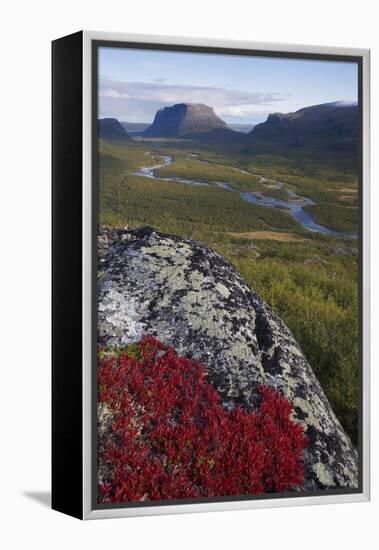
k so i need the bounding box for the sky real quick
[98,46,358,125]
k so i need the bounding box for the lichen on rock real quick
[97,225,359,491]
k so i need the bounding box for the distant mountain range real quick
[248,101,358,152]
[98,118,132,141]
[99,100,358,154]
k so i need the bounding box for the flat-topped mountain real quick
[249,101,358,151]
[143,103,228,137]
[98,118,133,141]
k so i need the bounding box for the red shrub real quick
[98,336,307,503]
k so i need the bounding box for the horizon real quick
[99,99,358,127]
[98,47,358,125]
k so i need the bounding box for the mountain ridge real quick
[100,100,358,154]
[248,101,358,151]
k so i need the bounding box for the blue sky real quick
[98,47,358,125]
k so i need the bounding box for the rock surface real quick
[97,225,359,491]
[143,103,228,137]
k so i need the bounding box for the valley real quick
[98,126,359,445]
[134,153,356,238]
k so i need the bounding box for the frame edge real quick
[81,31,370,520]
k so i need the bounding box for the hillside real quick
[248,101,358,152]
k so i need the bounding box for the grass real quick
[98,139,359,445]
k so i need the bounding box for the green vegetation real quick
[98,139,156,177]
[304,203,358,233]
[260,187,290,200]
[98,139,359,444]
[244,152,359,234]
[155,156,264,192]
[99,175,304,235]
[220,238,358,443]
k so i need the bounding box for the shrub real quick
[98,336,307,503]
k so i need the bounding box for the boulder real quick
[97,225,358,491]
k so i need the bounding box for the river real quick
[134,155,356,238]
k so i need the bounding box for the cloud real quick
[98,78,289,122]
[101,88,130,99]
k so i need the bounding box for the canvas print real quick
[96,45,360,506]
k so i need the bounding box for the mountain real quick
[185,127,246,144]
[98,118,133,141]
[228,123,255,133]
[143,103,228,137]
[97,225,358,491]
[248,101,358,152]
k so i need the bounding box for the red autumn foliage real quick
[97,336,307,503]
